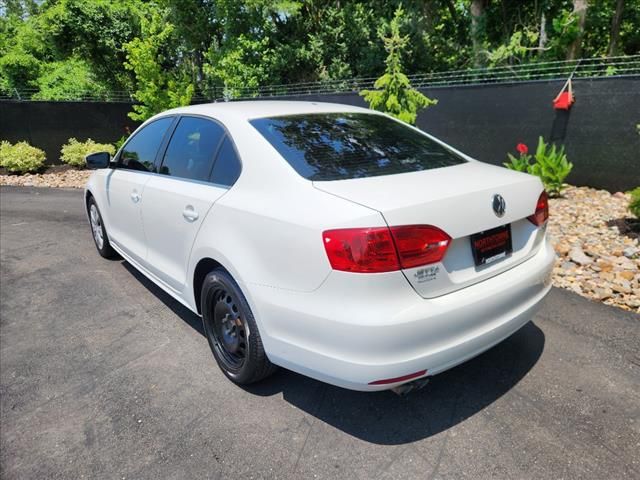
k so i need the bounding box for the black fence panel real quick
[1,77,638,190]
[274,77,640,192]
[0,101,139,166]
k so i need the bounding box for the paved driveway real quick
[1,186,639,479]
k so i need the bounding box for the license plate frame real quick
[470,224,513,266]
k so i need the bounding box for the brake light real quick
[390,225,451,269]
[322,225,451,273]
[322,227,399,273]
[528,191,549,226]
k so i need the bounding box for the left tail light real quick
[528,191,549,226]
[322,225,451,273]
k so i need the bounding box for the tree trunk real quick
[470,0,487,68]
[608,0,625,56]
[567,0,588,60]
[538,12,547,56]
[444,0,458,24]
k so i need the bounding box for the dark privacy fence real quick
[1,76,639,191]
[0,101,139,167]
[276,76,640,192]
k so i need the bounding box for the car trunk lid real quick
[314,161,546,298]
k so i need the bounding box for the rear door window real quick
[119,117,174,172]
[160,116,225,181]
[210,136,241,187]
[250,113,467,181]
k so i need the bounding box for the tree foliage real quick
[1,0,638,118]
[360,7,436,125]
[123,6,194,121]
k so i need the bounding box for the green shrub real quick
[504,152,531,172]
[629,187,640,218]
[60,138,115,168]
[504,137,573,197]
[0,141,46,173]
[528,137,573,197]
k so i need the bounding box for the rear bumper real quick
[249,237,556,391]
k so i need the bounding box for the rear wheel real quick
[201,268,277,384]
[87,197,117,259]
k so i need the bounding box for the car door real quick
[104,116,175,264]
[141,116,242,292]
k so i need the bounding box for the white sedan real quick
[84,101,555,393]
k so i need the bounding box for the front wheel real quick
[201,268,277,385]
[87,197,117,259]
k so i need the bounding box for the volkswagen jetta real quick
[84,101,555,391]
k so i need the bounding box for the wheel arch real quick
[193,257,225,315]
[84,189,94,213]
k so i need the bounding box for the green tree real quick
[32,58,108,100]
[124,7,194,121]
[43,0,140,91]
[360,7,436,125]
[0,10,49,93]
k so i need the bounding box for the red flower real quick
[516,143,528,155]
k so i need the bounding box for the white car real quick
[84,101,555,393]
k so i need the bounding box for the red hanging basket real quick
[553,78,575,110]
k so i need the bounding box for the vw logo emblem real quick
[492,194,506,217]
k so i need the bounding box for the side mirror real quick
[85,151,111,169]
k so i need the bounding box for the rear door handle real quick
[182,206,199,222]
[130,192,141,203]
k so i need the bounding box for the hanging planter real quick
[553,78,575,110]
[553,60,581,111]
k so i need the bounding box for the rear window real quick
[250,112,466,181]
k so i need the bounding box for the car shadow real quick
[120,261,545,445]
[121,262,205,336]
[244,321,545,445]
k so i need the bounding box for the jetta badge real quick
[492,194,506,217]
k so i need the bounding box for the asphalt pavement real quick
[1,186,639,479]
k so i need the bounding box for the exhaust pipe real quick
[391,377,430,396]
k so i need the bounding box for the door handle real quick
[182,206,199,222]
[130,192,141,203]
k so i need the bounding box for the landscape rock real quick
[548,186,639,313]
[570,246,594,265]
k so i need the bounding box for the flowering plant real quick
[504,138,573,196]
[504,141,532,172]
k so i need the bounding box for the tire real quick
[201,268,277,385]
[87,196,118,259]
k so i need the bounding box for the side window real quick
[210,136,241,187]
[120,117,173,172]
[160,117,225,181]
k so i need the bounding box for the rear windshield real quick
[250,112,467,181]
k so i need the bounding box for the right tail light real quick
[528,191,549,226]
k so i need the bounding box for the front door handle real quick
[130,191,141,203]
[182,206,199,222]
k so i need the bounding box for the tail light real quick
[528,191,549,226]
[323,225,451,273]
[322,227,398,273]
[390,225,451,269]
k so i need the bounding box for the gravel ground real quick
[548,186,639,313]
[1,171,638,312]
[0,167,90,188]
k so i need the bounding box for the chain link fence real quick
[1,55,639,103]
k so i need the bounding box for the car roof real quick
[157,100,373,123]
